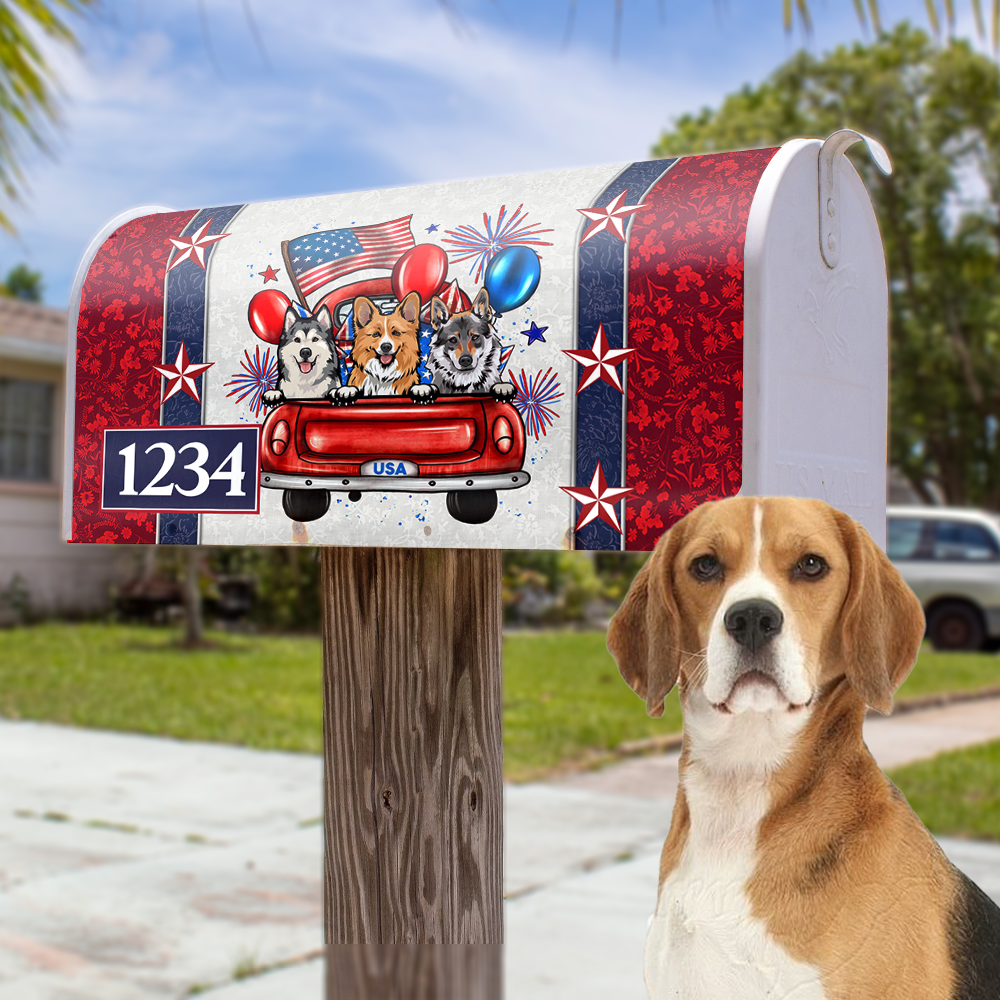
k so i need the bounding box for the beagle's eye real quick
[794,554,828,580]
[689,554,722,582]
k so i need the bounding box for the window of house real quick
[0,377,54,481]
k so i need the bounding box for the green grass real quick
[503,631,683,781]
[897,646,1000,701]
[2,625,1000,786]
[0,622,323,754]
[889,741,1000,842]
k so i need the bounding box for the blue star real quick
[425,223,439,233]
[521,321,548,345]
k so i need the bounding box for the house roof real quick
[0,298,68,365]
[0,298,67,345]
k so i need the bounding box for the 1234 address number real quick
[101,426,261,513]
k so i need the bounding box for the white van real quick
[887,505,1000,651]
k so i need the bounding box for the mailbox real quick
[64,131,890,551]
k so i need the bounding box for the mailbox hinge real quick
[818,129,892,268]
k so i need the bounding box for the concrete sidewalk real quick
[1,697,999,999]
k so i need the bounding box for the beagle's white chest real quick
[644,777,827,1000]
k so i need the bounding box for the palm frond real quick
[971,0,987,37]
[851,0,868,30]
[561,0,578,50]
[943,0,957,31]
[866,0,882,31]
[0,0,92,233]
[925,0,942,37]
[795,0,813,33]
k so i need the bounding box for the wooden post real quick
[321,548,503,1000]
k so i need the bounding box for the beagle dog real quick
[608,496,1000,1000]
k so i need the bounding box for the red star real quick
[166,217,231,272]
[258,265,280,283]
[577,189,646,245]
[153,342,214,403]
[560,462,633,534]
[563,323,634,394]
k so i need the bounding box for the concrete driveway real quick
[2,696,1000,998]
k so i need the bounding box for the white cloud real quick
[0,0,882,304]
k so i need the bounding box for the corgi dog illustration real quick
[334,291,435,404]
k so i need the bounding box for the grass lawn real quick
[889,741,1000,842]
[2,624,1000,782]
[0,622,324,754]
[896,648,1000,701]
[501,633,1000,781]
[503,631,681,780]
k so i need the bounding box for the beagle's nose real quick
[724,599,783,652]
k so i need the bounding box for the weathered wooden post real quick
[65,130,892,999]
[322,548,503,998]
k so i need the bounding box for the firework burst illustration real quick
[443,204,554,282]
[224,346,278,417]
[512,367,563,441]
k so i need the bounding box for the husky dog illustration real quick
[427,288,516,401]
[262,304,340,405]
[334,291,435,404]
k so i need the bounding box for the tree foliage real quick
[653,24,1000,506]
[0,262,42,299]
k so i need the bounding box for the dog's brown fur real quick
[348,291,422,396]
[608,497,998,1000]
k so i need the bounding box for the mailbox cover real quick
[64,138,888,551]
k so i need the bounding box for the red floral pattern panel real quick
[624,148,779,549]
[71,210,197,543]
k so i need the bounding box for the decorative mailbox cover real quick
[63,136,889,551]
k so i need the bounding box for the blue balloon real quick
[484,246,540,315]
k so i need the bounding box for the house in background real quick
[0,298,128,618]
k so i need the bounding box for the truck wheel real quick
[927,601,985,652]
[282,489,330,522]
[446,490,498,524]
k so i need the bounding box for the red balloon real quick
[248,289,292,344]
[391,244,448,303]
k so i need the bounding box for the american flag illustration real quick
[282,216,415,300]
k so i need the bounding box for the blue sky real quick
[0,0,984,306]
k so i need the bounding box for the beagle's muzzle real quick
[608,496,1000,1000]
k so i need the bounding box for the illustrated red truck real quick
[258,275,530,525]
[259,395,529,524]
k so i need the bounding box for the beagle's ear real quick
[831,510,925,715]
[607,527,685,718]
